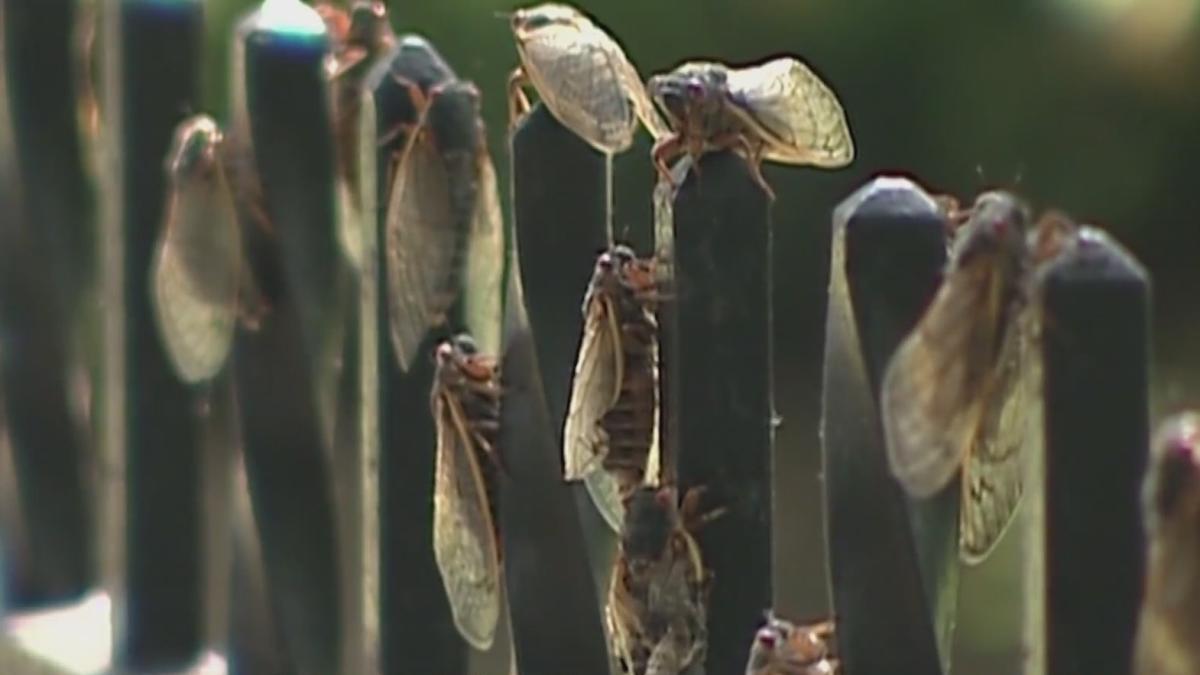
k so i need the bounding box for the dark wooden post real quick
[0,0,96,608]
[235,6,345,672]
[1039,228,1149,675]
[498,265,615,675]
[663,150,773,675]
[820,176,954,674]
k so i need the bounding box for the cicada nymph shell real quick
[744,612,839,675]
[880,190,1078,563]
[506,2,667,153]
[607,486,718,675]
[431,333,504,651]
[563,244,661,534]
[148,114,244,384]
[647,57,854,197]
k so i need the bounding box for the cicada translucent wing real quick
[507,2,667,154]
[607,486,717,675]
[149,115,242,383]
[431,334,503,651]
[319,1,395,266]
[647,57,853,197]
[1135,411,1200,675]
[744,612,839,675]
[459,117,506,358]
[880,190,1037,563]
[382,85,466,372]
[563,245,660,533]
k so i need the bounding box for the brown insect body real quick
[1135,412,1200,675]
[647,58,854,197]
[744,613,838,675]
[607,486,716,675]
[431,334,504,650]
[564,245,661,533]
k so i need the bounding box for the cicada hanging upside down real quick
[881,191,1079,563]
[149,114,256,384]
[431,333,505,651]
[646,57,855,198]
[744,612,839,675]
[563,245,661,534]
[506,2,667,153]
[607,486,721,675]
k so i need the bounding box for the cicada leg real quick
[679,485,727,534]
[651,132,684,189]
[378,74,430,148]
[712,131,775,201]
[507,66,532,131]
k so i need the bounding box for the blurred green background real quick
[194,0,1198,672]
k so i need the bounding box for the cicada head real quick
[510,3,588,39]
[166,115,223,183]
[621,486,677,571]
[949,190,1031,278]
[435,333,496,386]
[1146,412,1200,533]
[647,63,730,137]
[745,613,837,675]
[347,1,389,44]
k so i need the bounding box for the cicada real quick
[149,114,247,384]
[744,613,838,675]
[506,2,667,153]
[607,485,720,675]
[381,51,506,369]
[563,245,661,534]
[646,57,854,198]
[1135,411,1200,675]
[881,190,1045,563]
[317,1,395,261]
[431,333,504,651]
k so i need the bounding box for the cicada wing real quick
[959,308,1039,564]
[562,294,624,481]
[724,57,854,168]
[880,263,997,499]
[584,468,625,534]
[149,154,241,383]
[517,23,639,153]
[461,149,506,358]
[432,388,502,651]
[383,118,460,372]
[642,330,662,489]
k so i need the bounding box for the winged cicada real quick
[607,485,721,675]
[563,244,661,534]
[881,190,1079,563]
[647,57,854,198]
[431,333,504,650]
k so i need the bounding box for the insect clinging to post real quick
[606,485,721,675]
[881,190,1070,564]
[563,245,661,534]
[744,612,839,675]
[1134,411,1200,675]
[380,40,506,369]
[431,333,504,651]
[149,114,249,384]
[646,57,855,199]
[505,2,668,154]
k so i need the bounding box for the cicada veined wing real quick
[382,94,464,372]
[149,114,242,384]
[724,56,854,168]
[507,2,668,153]
[881,190,1036,563]
[563,246,660,534]
[431,334,503,651]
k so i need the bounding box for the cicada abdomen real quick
[563,244,661,533]
[744,612,839,675]
[607,485,717,675]
[431,333,504,650]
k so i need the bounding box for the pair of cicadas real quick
[881,190,1082,563]
[505,2,855,198]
